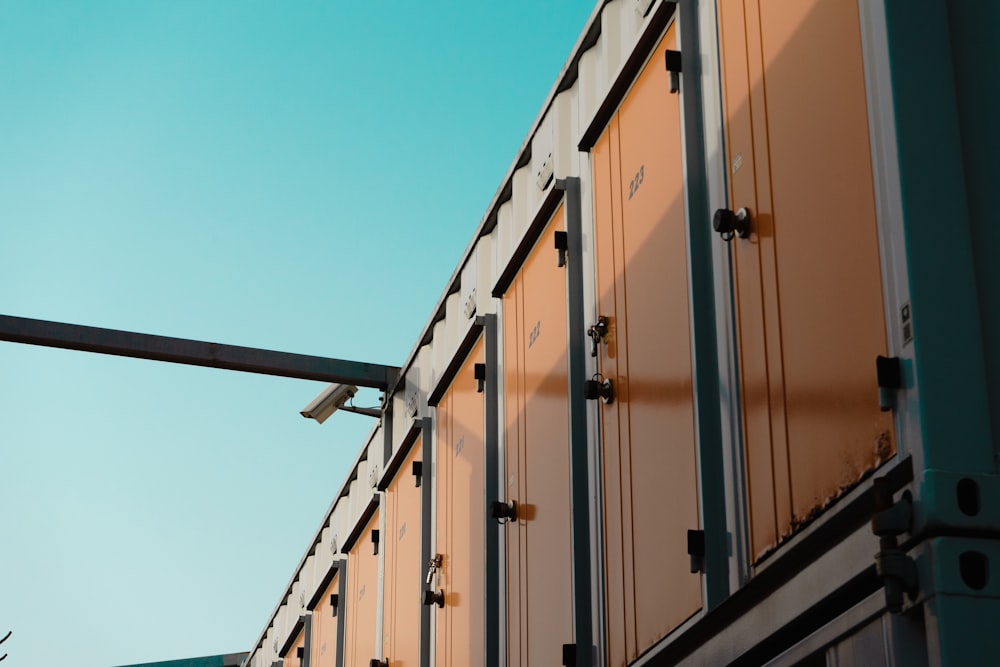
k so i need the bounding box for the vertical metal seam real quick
[483,314,501,667]
[375,495,386,662]
[335,561,347,667]
[302,614,312,667]
[678,0,731,609]
[560,175,596,665]
[419,417,433,667]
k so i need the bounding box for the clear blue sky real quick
[0,3,594,665]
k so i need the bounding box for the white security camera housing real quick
[300,384,358,424]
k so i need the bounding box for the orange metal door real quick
[286,631,306,667]
[717,0,895,560]
[344,511,380,667]
[503,206,574,666]
[384,439,423,667]
[591,23,702,665]
[310,572,341,667]
[434,338,486,667]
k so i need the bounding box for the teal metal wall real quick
[115,653,247,667]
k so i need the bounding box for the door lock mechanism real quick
[490,500,518,524]
[583,376,615,404]
[713,207,751,241]
[423,588,445,608]
[425,554,442,584]
[587,316,609,357]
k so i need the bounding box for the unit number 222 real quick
[627,165,645,200]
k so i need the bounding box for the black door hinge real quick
[562,643,576,666]
[475,363,487,393]
[664,49,682,93]
[371,529,380,556]
[554,231,569,267]
[687,529,705,574]
[876,355,902,412]
[871,476,917,613]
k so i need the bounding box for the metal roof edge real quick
[244,421,380,662]
[387,0,614,400]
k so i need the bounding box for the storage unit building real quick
[239,2,1000,666]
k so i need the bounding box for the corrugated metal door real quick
[344,511,379,667]
[311,573,340,667]
[591,23,702,665]
[434,338,486,667]
[503,205,574,666]
[717,0,895,560]
[384,439,422,666]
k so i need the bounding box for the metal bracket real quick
[876,355,903,411]
[330,593,339,617]
[687,529,706,574]
[412,460,422,488]
[371,529,380,556]
[562,643,577,666]
[554,231,569,267]
[664,49,682,93]
[871,477,917,612]
[475,363,487,393]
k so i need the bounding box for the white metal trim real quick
[857,0,925,471]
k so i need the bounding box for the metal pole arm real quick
[0,314,399,390]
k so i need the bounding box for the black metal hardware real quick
[297,647,304,659]
[412,460,423,487]
[475,363,487,393]
[330,593,339,617]
[687,529,706,574]
[426,554,442,585]
[554,231,569,267]
[664,49,682,72]
[665,49,682,94]
[877,355,903,412]
[713,207,751,240]
[423,588,445,608]
[562,643,577,666]
[490,500,518,524]
[583,377,614,404]
[370,660,388,667]
[587,316,609,357]
[372,529,380,556]
[871,477,917,613]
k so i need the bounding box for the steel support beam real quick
[482,313,501,667]
[0,314,400,389]
[560,176,595,666]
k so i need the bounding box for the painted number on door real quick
[628,165,645,200]
[528,320,541,349]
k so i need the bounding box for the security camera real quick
[300,384,358,424]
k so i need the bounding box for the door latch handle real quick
[587,316,609,357]
[713,207,751,241]
[490,500,518,524]
[423,588,445,608]
[425,554,442,585]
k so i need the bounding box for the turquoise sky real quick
[0,3,594,665]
